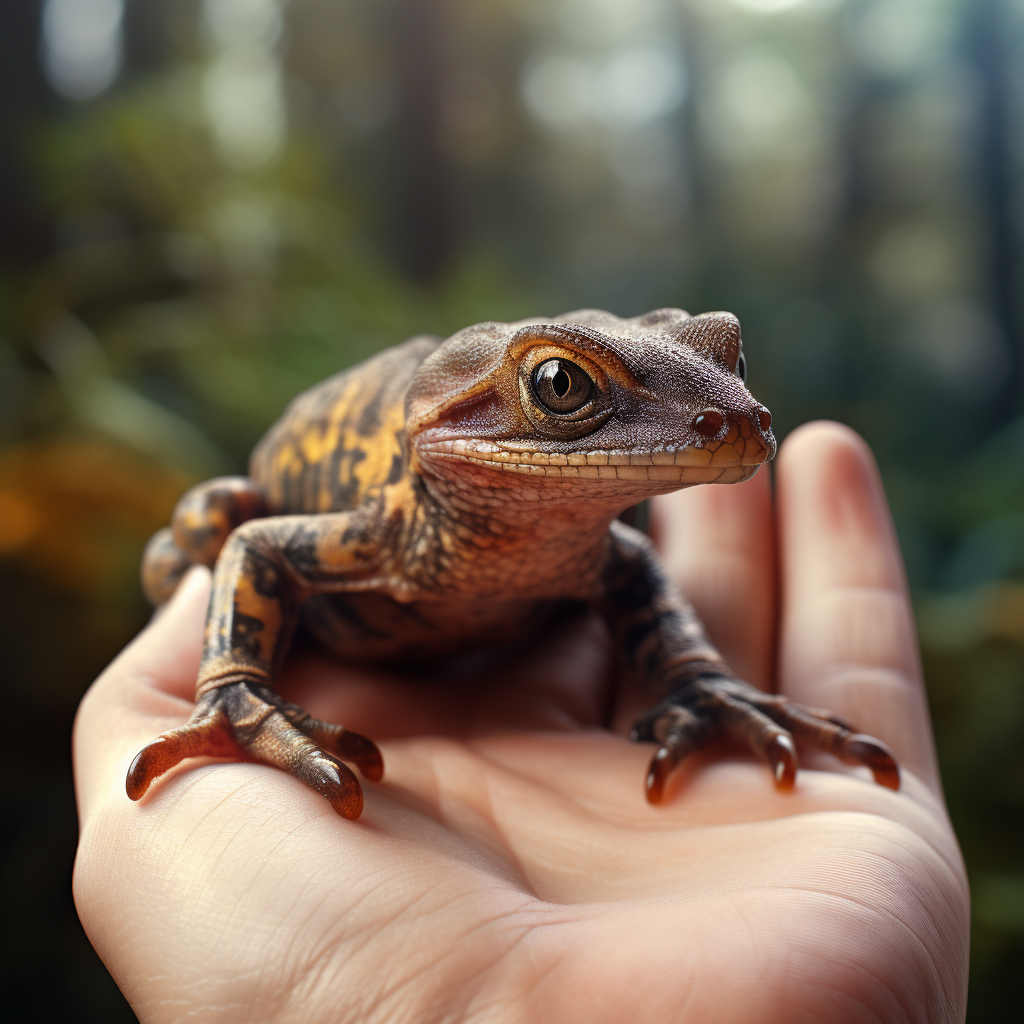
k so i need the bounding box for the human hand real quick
[73,422,968,1023]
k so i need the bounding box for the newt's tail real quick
[141,476,269,605]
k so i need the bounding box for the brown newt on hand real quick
[131,307,899,819]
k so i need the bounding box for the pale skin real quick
[73,423,970,1024]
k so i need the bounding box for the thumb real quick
[72,566,210,828]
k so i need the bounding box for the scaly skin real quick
[132,308,898,817]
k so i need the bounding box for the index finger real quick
[775,422,941,793]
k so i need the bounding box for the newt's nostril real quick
[757,408,772,432]
[692,410,724,438]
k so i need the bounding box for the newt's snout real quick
[690,402,775,467]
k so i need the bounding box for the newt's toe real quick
[766,734,797,792]
[126,739,173,800]
[296,750,364,819]
[638,705,710,804]
[127,684,384,818]
[288,715,384,784]
[840,734,900,790]
[645,745,679,805]
[126,706,240,801]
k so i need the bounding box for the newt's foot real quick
[127,683,383,819]
[630,677,899,802]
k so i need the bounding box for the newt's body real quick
[133,308,898,818]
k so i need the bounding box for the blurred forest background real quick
[0,0,1021,1019]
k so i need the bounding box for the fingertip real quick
[778,421,881,509]
[118,565,211,689]
[777,420,904,595]
[777,422,882,486]
[778,420,874,464]
[778,422,888,542]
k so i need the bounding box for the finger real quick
[650,466,776,690]
[73,566,211,826]
[285,713,385,782]
[775,422,940,793]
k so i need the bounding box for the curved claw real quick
[641,705,709,804]
[126,710,239,801]
[766,733,797,792]
[842,734,900,790]
[297,751,364,820]
[645,744,683,804]
[336,730,384,783]
[126,739,171,800]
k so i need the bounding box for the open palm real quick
[73,423,969,1023]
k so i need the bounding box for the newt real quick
[130,307,899,819]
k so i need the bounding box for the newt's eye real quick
[736,350,747,382]
[532,358,593,414]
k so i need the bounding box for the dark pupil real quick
[532,357,592,414]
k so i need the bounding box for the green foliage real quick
[8,67,535,470]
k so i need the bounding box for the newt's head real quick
[407,308,775,510]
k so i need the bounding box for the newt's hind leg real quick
[127,683,383,819]
[140,476,268,605]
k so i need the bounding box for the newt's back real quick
[249,335,442,514]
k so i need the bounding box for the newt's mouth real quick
[419,422,772,484]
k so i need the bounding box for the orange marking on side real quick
[346,403,405,497]
[300,422,341,466]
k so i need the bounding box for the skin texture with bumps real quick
[131,308,899,816]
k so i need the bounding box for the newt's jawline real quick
[418,421,772,484]
[419,450,759,484]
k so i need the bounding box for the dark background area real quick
[1,0,1022,1019]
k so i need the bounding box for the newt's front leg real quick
[601,521,899,800]
[128,512,385,818]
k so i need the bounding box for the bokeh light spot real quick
[41,0,124,101]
